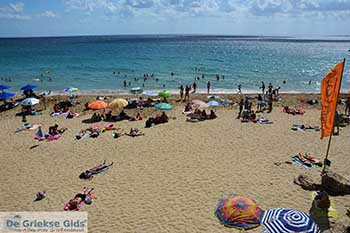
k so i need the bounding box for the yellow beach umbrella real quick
[108,98,128,110]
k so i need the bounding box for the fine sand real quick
[0,93,349,232]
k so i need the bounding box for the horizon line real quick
[1,33,350,39]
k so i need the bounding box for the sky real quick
[1,0,350,37]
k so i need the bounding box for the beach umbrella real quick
[207,100,221,107]
[64,87,79,92]
[154,103,173,110]
[108,98,128,110]
[21,98,40,106]
[0,92,16,100]
[215,195,264,230]
[88,100,107,110]
[130,87,143,94]
[20,84,38,91]
[262,208,320,233]
[144,91,158,97]
[191,100,209,108]
[158,91,172,98]
[0,84,11,91]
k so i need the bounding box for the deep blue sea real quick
[0,35,350,94]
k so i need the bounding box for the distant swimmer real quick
[171,72,174,76]
[283,80,286,84]
[309,80,312,85]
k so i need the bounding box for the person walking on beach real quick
[238,84,242,95]
[260,81,265,95]
[192,82,197,93]
[268,83,273,93]
[179,85,184,100]
[123,80,127,87]
[184,85,190,102]
[237,99,244,119]
[207,81,211,94]
[267,92,273,113]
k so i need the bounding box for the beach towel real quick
[258,117,273,124]
[291,156,322,168]
[310,192,338,220]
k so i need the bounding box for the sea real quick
[0,35,350,94]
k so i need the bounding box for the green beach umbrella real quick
[158,91,172,98]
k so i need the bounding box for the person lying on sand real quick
[48,124,67,136]
[79,161,113,180]
[67,187,94,210]
[125,128,145,137]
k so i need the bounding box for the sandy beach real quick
[0,93,349,233]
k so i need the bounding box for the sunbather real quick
[209,110,217,119]
[48,124,67,136]
[79,161,113,180]
[125,128,144,137]
[66,187,94,210]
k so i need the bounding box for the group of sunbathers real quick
[183,103,217,121]
[145,112,169,128]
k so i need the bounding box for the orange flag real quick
[320,61,344,139]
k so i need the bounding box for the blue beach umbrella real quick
[0,84,11,91]
[0,92,16,100]
[154,103,173,110]
[262,208,320,233]
[207,100,221,107]
[20,84,38,91]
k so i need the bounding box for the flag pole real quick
[322,58,346,173]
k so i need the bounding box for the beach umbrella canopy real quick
[154,103,173,110]
[108,98,128,110]
[130,87,143,94]
[158,91,172,98]
[21,98,40,106]
[0,92,16,100]
[192,100,209,108]
[215,195,264,230]
[0,84,11,91]
[20,84,38,91]
[88,100,107,110]
[262,208,320,233]
[144,91,158,97]
[64,87,79,92]
[207,100,221,107]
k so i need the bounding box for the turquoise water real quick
[0,35,350,93]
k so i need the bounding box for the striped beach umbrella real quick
[21,98,40,106]
[215,195,264,230]
[130,87,143,94]
[88,100,107,110]
[262,208,320,233]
